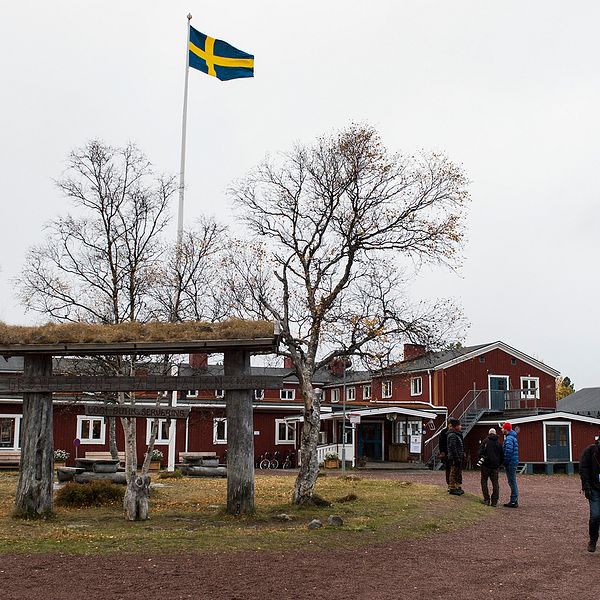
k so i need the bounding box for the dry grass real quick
[0,319,274,345]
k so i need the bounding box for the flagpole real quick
[177,13,192,247]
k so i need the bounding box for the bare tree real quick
[227,124,470,504]
[15,140,223,519]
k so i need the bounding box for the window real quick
[319,431,328,444]
[280,389,296,401]
[411,376,423,396]
[363,384,372,400]
[0,416,21,449]
[331,388,340,403]
[346,387,356,401]
[275,419,296,444]
[77,416,106,444]
[186,390,198,398]
[382,380,392,399]
[511,358,517,365]
[392,420,421,444]
[254,389,264,400]
[213,418,227,444]
[215,389,225,398]
[479,356,486,363]
[146,419,171,445]
[521,377,540,399]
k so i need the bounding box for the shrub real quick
[55,481,125,508]
[158,469,183,479]
[54,449,70,462]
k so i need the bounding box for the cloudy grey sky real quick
[1,1,598,387]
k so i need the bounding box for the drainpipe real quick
[428,370,433,405]
[167,364,178,471]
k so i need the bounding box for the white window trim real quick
[520,376,540,399]
[0,414,22,450]
[346,386,356,401]
[280,389,296,401]
[186,390,198,398]
[275,419,296,445]
[215,389,225,398]
[487,374,510,409]
[543,421,572,462]
[145,418,171,445]
[331,388,340,403]
[382,380,392,399]
[410,376,423,396]
[363,385,372,400]
[213,418,227,444]
[254,389,265,400]
[76,415,106,445]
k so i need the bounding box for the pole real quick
[177,14,192,247]
[342,361,346,475]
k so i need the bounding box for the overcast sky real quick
[1,1,598,388]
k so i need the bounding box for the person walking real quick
[438,421,451,492]
[447,418,464,496]
[477,427,504,507]
[501,422,519,508]
[579,432,600,552]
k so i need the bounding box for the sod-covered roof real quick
[0,320,277,356]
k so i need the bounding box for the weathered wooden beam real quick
[0,374,284,393]
[15,354,54,517]
[84,404,191,419]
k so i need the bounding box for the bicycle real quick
[259,451,279,469]
[282,451,295,469]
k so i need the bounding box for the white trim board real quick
[543,421,573,462]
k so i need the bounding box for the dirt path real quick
[1,471,595,600]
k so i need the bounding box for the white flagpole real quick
[177,13,192,247]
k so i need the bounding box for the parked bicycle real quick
[258,451,279,469]
[282,451,296,469]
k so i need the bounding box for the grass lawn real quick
[0,471,488,555]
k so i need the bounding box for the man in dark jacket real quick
[579,432,600,552]
[447,418,464,496]
[438,422,451,490]
[477,427,504,507]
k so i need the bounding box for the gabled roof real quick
[558,388,600,415]
[379,341,560,378]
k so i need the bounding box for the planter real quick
[54,461,66,472]
[324,459,340,469]
[149,461,162,471]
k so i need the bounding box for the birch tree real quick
[227,124,470,504]
[16,140,224,519]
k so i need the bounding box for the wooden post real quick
[15,354,54,518]
[224,349,254,515]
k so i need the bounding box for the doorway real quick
[357,422,383,461]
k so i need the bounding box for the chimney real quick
[283,357,294,369]
[189,353,208,370]
[328,357,351,377]
[403,343,427,362]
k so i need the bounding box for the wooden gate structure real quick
[0,323,281,517]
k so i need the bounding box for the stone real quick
[328,514,344,526]
[275,513,292,522]
[307,519,322,530]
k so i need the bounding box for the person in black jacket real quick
[579,433,600,552]
[438,423,451,491]
[477,428,504,507]
[447,418,464,496]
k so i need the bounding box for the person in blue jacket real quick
[502,422,519,508]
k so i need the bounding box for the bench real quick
[85,451,126,465]
[0,450,21,468]
[179,452,217,461]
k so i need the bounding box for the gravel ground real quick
[1,470,593,600]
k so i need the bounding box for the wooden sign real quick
[84,404,191,419]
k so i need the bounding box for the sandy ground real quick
[1,470,595,600]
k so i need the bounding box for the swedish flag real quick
[188,26,254,81]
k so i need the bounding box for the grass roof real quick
[0,319,274,346]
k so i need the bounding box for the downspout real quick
[428,370,433,405]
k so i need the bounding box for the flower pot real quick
[149,460,161,471]
[324,459,340,469]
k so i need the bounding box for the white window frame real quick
[254,389,264,400]
[410,376,423,396]
[215,389,225,398]
[76,415,106,445]
[145,418,171,445]
[382,380,393,399]
[0,414,22,450]
[520,376,540,399]
[363,384,371,400]
[186,390,198,398]
[213,418,227,444]
[331,388,340,403]
[346,386,356,401]
[543,421,572,462]
[280,389,295,401]
[392,420,422,444]
[275,419,296,445]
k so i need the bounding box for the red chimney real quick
[328,357,351,377]
[403,344,427,361]
[189,353,208,370]
[283,357,294,369]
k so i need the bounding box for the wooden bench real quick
[85,451,126,464]
[179,452,217,461]
[0,450,21,468]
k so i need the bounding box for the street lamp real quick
[341,358,352,475]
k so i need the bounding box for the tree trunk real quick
[121,416,150,521]
[292,383,321,505]
[224,349,254,515]
[108,416,118,459]
[15,354,54,518]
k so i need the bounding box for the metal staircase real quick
[424,389,489,468]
